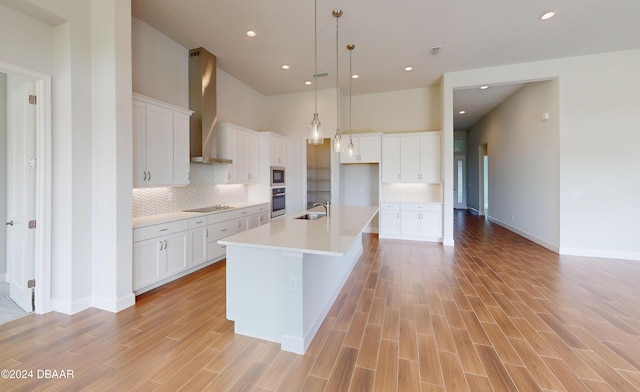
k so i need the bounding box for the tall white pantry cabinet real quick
[380,131,443,242]
[133,93,193,187]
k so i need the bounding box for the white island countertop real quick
[219,205,379,256]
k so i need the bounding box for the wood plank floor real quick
[1,210,639,391]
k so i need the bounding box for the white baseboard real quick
[488,216,559,253]
[92,293,136,313]
[51,296,92,315]
[559,247,640,261]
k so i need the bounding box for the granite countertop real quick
[218,205,379,256]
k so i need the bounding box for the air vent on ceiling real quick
[429,46,442,56]
[313,72,329,78]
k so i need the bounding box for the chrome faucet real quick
[312,200,330,216]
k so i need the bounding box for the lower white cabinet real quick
[133,220,189,291]
[134,203,270,293]
[380,202,442,242]
[189,217,209,267]
[380,203,400,236]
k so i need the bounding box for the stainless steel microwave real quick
[270,166,285,186]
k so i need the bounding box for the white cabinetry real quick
[381,136,401,182]
[270,134,287,166]
[379,202,442,242]
[381,132,441,183]
[214,122,260,184]
[340,135,381,164]
[189,217,208,267]
[134,203,271,294]
[133,93,192,187]
[133,220,189,291]
[379,203,400,236]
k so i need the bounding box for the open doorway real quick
[0,61,52,322]
[478,143,488,216]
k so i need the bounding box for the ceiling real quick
[132,0,640,130]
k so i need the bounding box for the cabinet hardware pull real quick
[196,221,203,224]
[164,240,167,249]
[148,171,151,181]
[5,220,13,226]
[205,229,208,238]
[221,228,228,232]
[160,228,168,231]
[143,171,147,181]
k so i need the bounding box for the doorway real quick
[0,61,52,321]
[478,143,489,216]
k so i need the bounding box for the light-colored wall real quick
[2,0,135,313]
[132,17,188,107]
[466,80,560,251]
[443,49,640,260]
[0,73,6,279]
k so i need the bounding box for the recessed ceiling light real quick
[404,66,413,72]
[540,11,556,20]
[480,85,489,90]
[305,80,312,85]
[246,30,256,38]
[459,110,466,115]
[281,64,290,70]
[351,74,359,79]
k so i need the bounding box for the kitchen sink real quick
[295,212,326,220]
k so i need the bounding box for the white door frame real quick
[1,61,52,314]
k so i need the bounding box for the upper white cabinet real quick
[381,136,401,182]
[381,132,441,183]
[270,134,287,166]
[133,93,193,187]
[340,134,381,164]
[214,122,260,184]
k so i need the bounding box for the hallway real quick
[0,211,639,391]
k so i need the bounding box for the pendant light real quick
[347,44,355,157]
[308,0,323,145]
[332,9,343,153]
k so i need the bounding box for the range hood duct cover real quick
[189,47,232,164]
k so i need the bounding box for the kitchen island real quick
[219,205,378,354]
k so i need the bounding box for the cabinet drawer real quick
[245,203,269,216]
[134,220,189,242]
[208,210,238,224]
[400,203,442,212]
[189,216,208,229]
[380,202,400,210]
[208,219,239,242]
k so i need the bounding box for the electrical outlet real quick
[289,276,298,292]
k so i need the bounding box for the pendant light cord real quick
[314,0,318,114]
[335,13,339,130]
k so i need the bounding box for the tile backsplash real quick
[381,183,442,203]
[133,164,248,217]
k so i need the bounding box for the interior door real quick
[454,155,467,209]
[6,74,36,312]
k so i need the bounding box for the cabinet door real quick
[235,130,249,183]
[165,231,189,276]
[145,104,174,186]
[400,136,421,182]
[173,111,191,185]
[132,101,147,186]
[420,133,441,183]
[421,210,442,238]
[358,136,381,163]
[247,214,260,230]
[258,212,270,226]
[133,238,162,290]
[380,209,400,235]
[189,227,208,267]
[400,211,421,237]
[270,136,286,166]
[247,132,259,183]
[381,136,401,182]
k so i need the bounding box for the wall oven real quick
[271,187,286,218]
[270,166,285,187]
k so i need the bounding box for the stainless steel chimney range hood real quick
[189,47,232,164]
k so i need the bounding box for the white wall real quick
[443,49,640,260]
[466,80,560,251]
[132,17,188,107]
[0,73,6,279]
